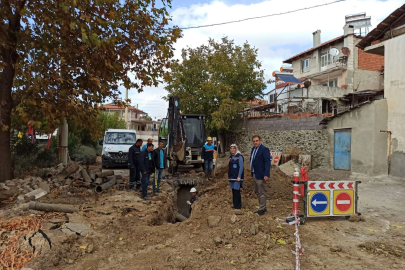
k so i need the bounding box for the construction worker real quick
[142,138,153,152]
[187,187,198,205]
[153,141,167,195]
[128,139,143,190]
[202,137,217,180]
[138,143,155,200]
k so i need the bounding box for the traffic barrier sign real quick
[305,181,359,218]
[307,190,330,216]
[308,181,354,190]
[333,190,354,215]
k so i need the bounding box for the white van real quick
[99,129,137,168]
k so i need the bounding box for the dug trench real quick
[13,159,300,270]
[3,158,405,269]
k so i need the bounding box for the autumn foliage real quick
[0,0,181,182]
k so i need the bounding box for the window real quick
[302,58,310,72]
[321,51,329,68]
[322,80,338,87]
[269,93,275,103]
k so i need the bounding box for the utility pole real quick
[125,88,129,129]
[58,117,68,164]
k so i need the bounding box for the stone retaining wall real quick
[227,129,330,168]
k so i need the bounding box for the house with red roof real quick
[102,100,160,132]
[261,13,384,117]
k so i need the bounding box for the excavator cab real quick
[159,96,207,174]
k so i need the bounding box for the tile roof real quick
[102,103,147,114]
[283,36,345,64]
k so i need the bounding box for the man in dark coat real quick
[138,143,155,200]
[128,139,143,190]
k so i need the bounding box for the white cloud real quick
[123,0,402,118]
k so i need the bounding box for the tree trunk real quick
[0,50,16,182]
[0,1,24,182]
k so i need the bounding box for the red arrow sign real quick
[347,182,354,189]
[309,183,316,189]
[328,182,335,189]
[319,183,326,189]
[338,183,344,189]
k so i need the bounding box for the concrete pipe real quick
[96,170,114,178]
[175,213,188,222]
[81,169,92,183]
[89,170,96,181]
[94,178,103,185]
[28,201,78,213]
[106,175,117,181]
[95,178,117,194]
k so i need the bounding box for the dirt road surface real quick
[1,158,405,270]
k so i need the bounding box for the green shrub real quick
[95,144,102,156]
[70,145,97,164]
[37,148,58,167]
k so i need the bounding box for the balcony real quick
[320,56,348,72]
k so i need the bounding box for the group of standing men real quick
[128,138,167,200]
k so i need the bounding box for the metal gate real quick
[334,129,351,170]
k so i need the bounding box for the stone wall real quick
[227,129,330,168]
[244,116,326,131]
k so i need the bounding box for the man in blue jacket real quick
[250,135,270,216]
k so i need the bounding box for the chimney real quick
[313,30,321,48]
[343,25,354,47]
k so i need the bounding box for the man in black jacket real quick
[138,143,155,200]
[152,141,167,195]
[128,139,143,190]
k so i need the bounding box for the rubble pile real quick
[0,162,124,204]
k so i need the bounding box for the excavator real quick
[158,95,208,174]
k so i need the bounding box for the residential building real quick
[102,102,160,132]
[357,4,405,177]
[264,13,384,117]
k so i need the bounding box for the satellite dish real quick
[304,81,312,88]
[341,47,351,56]
[329,48,339,56]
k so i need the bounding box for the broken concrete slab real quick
[60,223,92,236]
[39,181,50,193]
[230,214,238,224]
[25,188,48,200]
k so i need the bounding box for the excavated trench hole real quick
[176,184,194,219]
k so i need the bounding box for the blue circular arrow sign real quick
[310,192,328,213]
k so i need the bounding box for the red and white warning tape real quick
[293,216,304,270]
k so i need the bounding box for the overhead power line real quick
[178,0,346,30]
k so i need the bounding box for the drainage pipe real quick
[28,202,78,213]
[95,178,117,194]
[175,213,187,222]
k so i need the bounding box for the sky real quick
[122,0,402,120]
